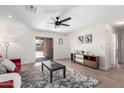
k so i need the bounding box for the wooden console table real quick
[71,53,99,69]
[83,55,99,69]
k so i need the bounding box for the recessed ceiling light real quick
[8,15,12,18]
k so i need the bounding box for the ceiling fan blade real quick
[61,24,70,26]
[59,17,71,23]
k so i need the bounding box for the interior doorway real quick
[111,28,124,67]
[35,36,53,62]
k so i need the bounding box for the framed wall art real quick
[85,34,92,43]
[78,36,84,44]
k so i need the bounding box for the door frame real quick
[111,33,120,67]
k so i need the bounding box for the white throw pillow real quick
[0,63,7,74]
[1,59,16,71]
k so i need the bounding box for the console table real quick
[71,53,99,69]
[83,55,99,69]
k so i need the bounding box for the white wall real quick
[0,23,70,64]
[111,34,117,66]
[68,23,107,70]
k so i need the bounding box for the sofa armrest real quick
[10,59,21,73]
[10,59,21,64]
[0,80,14,88]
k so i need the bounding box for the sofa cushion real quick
[0,63,7,74]
[1,59,16,72]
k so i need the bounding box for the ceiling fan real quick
[49,16,72,28]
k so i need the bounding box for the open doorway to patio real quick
[35,36,53,62]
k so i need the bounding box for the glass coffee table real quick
[41,60,66,83]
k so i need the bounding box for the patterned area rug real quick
[21,63,99,88]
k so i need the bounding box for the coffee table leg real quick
[63,67,66,78]
[50,71,53,83]
[42,63,43,72]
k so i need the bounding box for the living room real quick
[1,2,124,90]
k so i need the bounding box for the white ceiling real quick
[1,5,124,33]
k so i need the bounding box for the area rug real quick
[20,63,99,88]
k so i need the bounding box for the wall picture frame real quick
[78,36,84,44]
[85,34,92,43]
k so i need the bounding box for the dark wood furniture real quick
[42,61,66,83]
[71,53,99,69]
[83,55,99,69]
[71,53,74,61]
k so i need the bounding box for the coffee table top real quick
[42,60,65,71]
